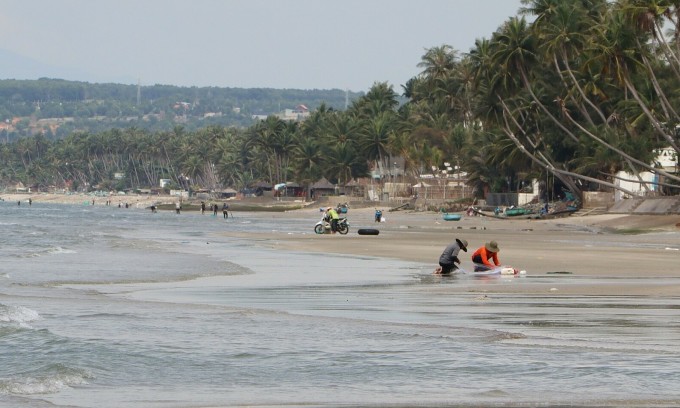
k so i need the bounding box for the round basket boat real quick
[357,228,380,236]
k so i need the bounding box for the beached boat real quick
[504,208,530,216]
[442,213,462,221]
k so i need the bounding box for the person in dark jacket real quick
[435,238,468,274]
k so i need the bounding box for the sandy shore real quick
[5,192,680,296]
[1,192,162,208]
[227,206,680,297]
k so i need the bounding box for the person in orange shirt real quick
[471,241,501,271]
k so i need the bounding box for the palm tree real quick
[417,45,458,81]
[357,111,398,177]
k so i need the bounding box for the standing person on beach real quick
[471,241,501,271]
[435,238,468,274]
[201,201,206,215]
[175,201,181,214]
[222,203,229,219]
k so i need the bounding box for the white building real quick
[615,147,678,199]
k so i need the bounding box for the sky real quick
[0,0,524,92]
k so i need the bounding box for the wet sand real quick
[6,192,680,296]
[224,207,680,297]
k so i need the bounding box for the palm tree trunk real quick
[559,49,608,125]
[623,77,680,154]
[517,65,581,143]
[561,107,680,183]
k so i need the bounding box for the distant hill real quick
[0,78,363,140]
[0,49,95,83]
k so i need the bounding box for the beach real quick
[1,192,162,208]
[4,191,680,287]
[4,192,680,287]
[2,198,680,407]
[224,206,680,296]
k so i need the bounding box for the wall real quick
[583,191,614,209]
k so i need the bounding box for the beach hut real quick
[215,188,238,199]
[343,178,366,198]
[310,177,336,199]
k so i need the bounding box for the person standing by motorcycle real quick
[327,206,340,234]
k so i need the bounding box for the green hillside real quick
[0,78,363,140]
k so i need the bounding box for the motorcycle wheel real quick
[337,224,349,235]
[314,224,325,234]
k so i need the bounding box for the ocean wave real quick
[0,304,41,325]
[19,246,77,258]
[0,363,92,395]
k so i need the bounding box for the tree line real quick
[0,78,360,139]
[2,0,679,200]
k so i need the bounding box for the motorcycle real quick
[314,214,349,235]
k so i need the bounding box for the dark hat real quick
[485,240,499,252]
[456,238,468,252]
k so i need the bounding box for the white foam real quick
[47,246,77,255]
[0,305,41,324]
[1,369,90,395]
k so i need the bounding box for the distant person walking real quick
[175,201,181,214]
[222,203,229,219]
[201,201,206,215]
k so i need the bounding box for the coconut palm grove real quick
[1,0,679,201]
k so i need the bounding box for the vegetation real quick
[2,0,680,200]
[0,78,361,139]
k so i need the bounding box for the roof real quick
[310,177,335,189]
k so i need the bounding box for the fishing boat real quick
[442,213,462,221]
[504,207,530,216]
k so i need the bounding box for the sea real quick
[1,201,679,408]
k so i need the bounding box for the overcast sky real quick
[0,0,524,92]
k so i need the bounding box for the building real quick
[615,146,678,199]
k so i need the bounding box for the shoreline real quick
[226,206,680,296]
[5,192,680,297]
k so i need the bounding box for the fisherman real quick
[435,238,468,275]
[471,241,501,271]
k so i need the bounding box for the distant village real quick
[0,103,312,137]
